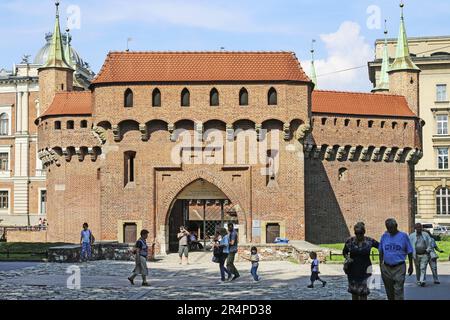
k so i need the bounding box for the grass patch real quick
[0,242,71,261]
[286,256,299,264]
[319,240,450,263]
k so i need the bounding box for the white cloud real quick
[303,21,374,92]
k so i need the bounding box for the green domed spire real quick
[42,1,73,70]
[373,21,390,92]
[389,1,420,72]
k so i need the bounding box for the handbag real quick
[212,255,220,263]
[343,255,353,275]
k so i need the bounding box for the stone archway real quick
[158,169,247,254]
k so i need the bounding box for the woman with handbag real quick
[213,228,231,282]
[425,230,444,284]
[343,222,380,300]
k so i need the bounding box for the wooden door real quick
[266,223,280,244]
[124,223,137,244]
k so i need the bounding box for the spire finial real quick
[40,0,73,70]
[388,0,420,72]
[55,1,60,17]
[310,39,318,88]
[384,19,388,36]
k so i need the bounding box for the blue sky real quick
[1,0,449,91]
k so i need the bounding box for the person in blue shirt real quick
[80,223,94,262]
[379,218,414,300]
[128,229,150,286]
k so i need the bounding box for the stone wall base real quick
[48,242,138,263]
[237,244,329,264]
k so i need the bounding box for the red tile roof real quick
[40,91,92,118]
[92,51,311,84]
[312,90,416,117]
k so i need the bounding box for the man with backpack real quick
[80,222,95,262]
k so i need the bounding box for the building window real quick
[181,88,190,107]
[338,168,348,181]
[124,89,133,108]
[0,191,8,209]
[80,120,88,128]
[152,88,161,107]
[344,119,350,127]
[437,84,447,102]
[40,190,47,215]
[438,147,449,169]
[124,151,136,186]
[368,120,374,128]
[0,153,8,171]
[54,121,61,130]
[67,120,74,130]
[437,115,448,135]
[0,113,9,136]
[210,88,219,106]
[436,187,450,215]
[268,87,277,105]
[239,88,248,106]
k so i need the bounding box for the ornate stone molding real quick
[88,147,98,161]
[168,123,176,142]
[304,144,423,164]
[283,123,291,141]
[337,147,346,161]
[295,124,311,142]
[62,147,73,162]
[75,147,85,161]
[92,126,107,145]
[255,124,262,141]
[325,146,334,160]
[139,124,148,141]
[112,125,120,142]
[195,122,203,141]
[226,124,234,142]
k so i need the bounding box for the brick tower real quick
[388,2,421,117]
[38,1,74,114]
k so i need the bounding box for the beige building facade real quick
[369,36,450,227]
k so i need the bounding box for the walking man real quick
[379,218,414,300]
[226,223,240,281]
[128,229,150,286]
[409,223,432,287]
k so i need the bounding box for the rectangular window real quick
[0,191,8,209]
[124,151,136,186]
[438,148,449,169]
[40,190,47,215]
[437,115,448,135]
[437,84,447,102]
[0,153,8,171]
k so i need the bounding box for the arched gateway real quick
[166,179,243,253]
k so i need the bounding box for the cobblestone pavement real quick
[0,253,448,300]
